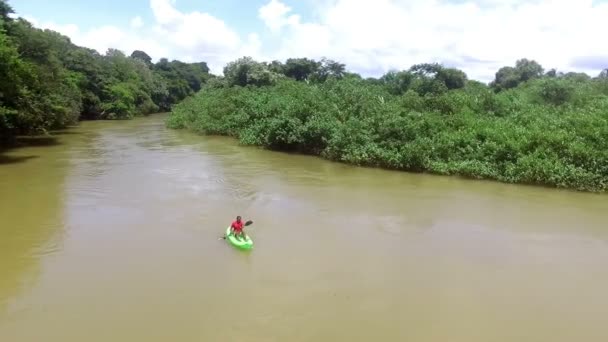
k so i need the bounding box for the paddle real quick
[219,220,253,240]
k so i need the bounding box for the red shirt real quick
[231,220,244,231]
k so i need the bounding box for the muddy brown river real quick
[1,113,608,341]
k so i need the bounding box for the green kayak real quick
[225,226,253,250]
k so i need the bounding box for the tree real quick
[282,58,320,81]
[491,66,519,91]
[562,72,591,82]
[406,63,466,95]
[491,59,544,91]
[311,58,346,82]
[534,78,575,106]
[515,58,544,82]
[0,25,31,137]
[545,68,557,78]
[267,60,285,74]
[380,70,414,95]
[0,0,13,22]
[437,68,467,90]
[131,50,152,66]
[223,56,281,87]
[152,58,210,106]
[64,47,105,118]
[410,63,443,77]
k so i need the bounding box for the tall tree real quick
[131,50,152,66]
[491,58,544,91]
[311,58,346,82]
[0,0,13,22]
[223,56,281,87]
[283,58,320,81]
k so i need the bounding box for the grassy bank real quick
[167,57,608,193]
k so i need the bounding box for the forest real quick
[0,0,210,142]
[167,56,608,192]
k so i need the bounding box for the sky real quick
[9,0,608,82]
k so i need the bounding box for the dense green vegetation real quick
[0,0,210,142]
[168,57,608,192]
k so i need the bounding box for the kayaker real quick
[230,216,246,240]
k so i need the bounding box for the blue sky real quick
[10,0,608,81]
[11,0,316,58]
[13,0,313,35]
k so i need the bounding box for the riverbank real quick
[167,71,608,193]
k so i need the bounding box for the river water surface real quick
[1,113,608,341]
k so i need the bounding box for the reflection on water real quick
[1,113,608,342]
[0,135,74,312]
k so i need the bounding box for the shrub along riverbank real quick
[0,0,211,143]
[167,57,608,192]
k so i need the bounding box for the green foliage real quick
[131,50,152,66]
[262,57,346,83]
[282,58,320,81]
[531,78,575,106]
[437,68,468,90]
[168,56,608,192]
[223,56,282,87]
[379,63,466,96]
[515,58,544,82]
[0,26,27,107]
[0,0,12,22]
[0,0,210,140]
[152,58,210,109]
[381,71,414,95]
[310,58,346,82]
[101,82,137,119]
[491,58,544,91]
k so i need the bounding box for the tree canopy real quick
[0,0,211,141]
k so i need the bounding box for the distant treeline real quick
[168,57,608,192]
[0,0,211,141]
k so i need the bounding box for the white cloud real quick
[21,0,262,74]
[23,16,80,38]
[150,2,240,52]
[130,16,144,29]
[19,0,608,81]
[23,16,169,62]
[258,0,297,33]
[259,0,608,81]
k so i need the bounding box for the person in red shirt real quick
[230,215,246,240]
